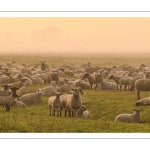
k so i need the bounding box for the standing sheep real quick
[115,109,142,123]
[40,61,49,71]
[48,92,63,116]
[135,79,150,100]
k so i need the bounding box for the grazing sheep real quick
[77,105,91,119]
[42,81,59,96]
[60,88,83,117]
[135,97,150,106]
[48,92,63,116]
[18,89,43,105]
[0,87,19,111]
[135,79,150,100]
[109,74,121,90]
[115,109,142,123]
[40,61,49,71]
[101,80,118,90]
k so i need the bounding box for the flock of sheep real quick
[1,60,150,123]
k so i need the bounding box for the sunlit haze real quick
[0,17,150,54]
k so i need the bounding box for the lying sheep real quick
[135,79,150,100]
[0,73,10,84]
[18,89,43,105]
[135,97,150,106]
[75,80,91,89]
[42,81,59,96]
[48,92,62,116]
[101,79,118,90]
[115,109,142,123]
[8,78,28,88]
[77,105,91,119]
[17,86,29,96]
[12,99,26,108]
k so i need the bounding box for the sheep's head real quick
[50,81,56,86]
[2,85,10,90]
[37,89,43,96]
[79,105,86,111]
[135,101,140,106]
[72,88,83,96]
[133,109,143,114]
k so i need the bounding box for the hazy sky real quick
[0,17,150,54]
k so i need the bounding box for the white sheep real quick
[42,81,59,96]
[17,86,29,96]
[12,99,26,108]
[135,97,150,106]
[18,89,43,105]
[77,105,91,119]
[115,109,142,123]
[101,79,118,90]
[61,88,83,117]
[48,92,62,116]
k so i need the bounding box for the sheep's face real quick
[80,105,86,111]
[135,102,140,106]
[72,88,83,97]
[37,89,43,96]
[133,109,142,114]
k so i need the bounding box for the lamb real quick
[18,89,43,105]
[115,109,142,123]
[77,105,91,119]
[135,97,150,106]
[42,81,59,96]
[40,61,49,71]
[60,88,83,117]
[0,87,19,111]
[48,92,63,116]
[135,79,150,100]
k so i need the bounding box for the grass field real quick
[0,52,150,133]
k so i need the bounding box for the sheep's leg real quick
[124,85,127,91]
[60,108,62,116]
[120,85,122,91]
[95,83,97,89]
[90,84,93,89]
[52,109,55,116]
[64,109,67,117]
[49,106,51,116]
[68,110,71,117]
[57,109,59,116]
[137,91,141,100]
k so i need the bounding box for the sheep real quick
[59,78,73,93]
[0,73,10,84]
[135,79,150,100]
[60,88,83,117]
[0,85,11,96]
[43,70,59,85]
[40,61,49,71]
[135,97,150,106]
[48,92,63,116]
[109,74,121,90]
[77,105,91,119]
[17,86,29,96]
[115,109,142,123]
[83,69,104,89]
[0,87,19,111]
[75,80,91,89]
[12,99,26,108]
[101,79,118,90]
[42,81,59,96]
[8,78,28,88]
[18,89,43,105]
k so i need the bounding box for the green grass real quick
[0,53,150,133]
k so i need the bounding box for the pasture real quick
[0,52,150,133]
